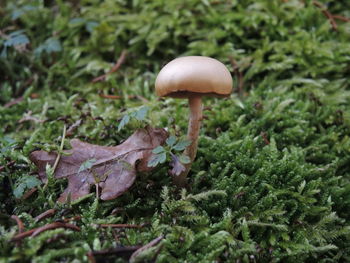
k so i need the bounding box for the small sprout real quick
[147,137,191,172]
[118,106,149,131]
[13,176,41,198]
[118,115,130,131]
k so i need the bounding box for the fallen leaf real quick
[30,127,168,202]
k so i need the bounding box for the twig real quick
[229,56,244,96]
[313,1,338,31]
[261,132,270,145]
[4,97,24,108]
[99,94,123,99]
[111,229,120,243]
[86,251,96,263]
[135,95,149,103]
[22,187,38,200]
[52,124,67,173]
[129,235,164,263]
[0,160,15,172]
[62,215,82,222]
[98,223,149,229]
[31,222,80,237]
[34,209,56,222]
[11,222,80,241]
[11,215,24,233]
[66,119,83,137]
[332,15,350,22]
[99,94,149,103]
[90,245,141,257]
[92,50,127,83]
[95,183,99,199]
[18,111,45,124]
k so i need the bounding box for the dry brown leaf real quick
[30,127,168,202]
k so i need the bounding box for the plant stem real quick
[174,95,202,187]
[53,124,67,173]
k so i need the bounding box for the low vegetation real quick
[1,0,350,262]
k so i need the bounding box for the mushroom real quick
[155,56,232,187]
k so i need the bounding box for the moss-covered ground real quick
[1,0,350,262]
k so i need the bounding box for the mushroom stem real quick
[174,95,202,187]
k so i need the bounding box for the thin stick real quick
[98,223,148,229]
[53,124,67,173]
[92,50,127,83]
[91,245,141,257]
[98,94,149,103]
[22,187,38,200]
[313,1,338,31]
[86,252,96,263]
[229,56,244,96]
[11,215,24,233]
[332,15,350,22]
[31,222,80,237]
[11,222,80,241]
[4,97,24,108]
[62,215,82,222]
[129,235,164,262]
[34,209,56,222]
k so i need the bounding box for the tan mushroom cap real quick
[155,56,233,98]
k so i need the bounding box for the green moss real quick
[1,0,350,262]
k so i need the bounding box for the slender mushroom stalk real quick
[176,95,203,186]
[155,56,232,188]
[185,95,203,162]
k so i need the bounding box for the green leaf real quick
[158,152,167,163]
[134,106,149,121]
[24,176,41,188]
[13,183,25,198]
[11,5,36,20]
[173,140,191,151]
[275,99,295,113]
[35,38,62,56]
[152,146,165,154]
[4,31,30,47]
[269,234,276,246]
[86,21,99,33]
[13,176,41,198]
[118,115,130,131]
[166,136,176,147]
[179,155,191,164]
[147,152,167,167]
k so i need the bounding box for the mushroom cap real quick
[155,56,233,98]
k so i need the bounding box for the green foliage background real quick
[1,0,350,262]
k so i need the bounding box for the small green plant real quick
[13,175,41,198]
[148,136,191,168]
[118,106,149,131]
[0,30,29,58]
